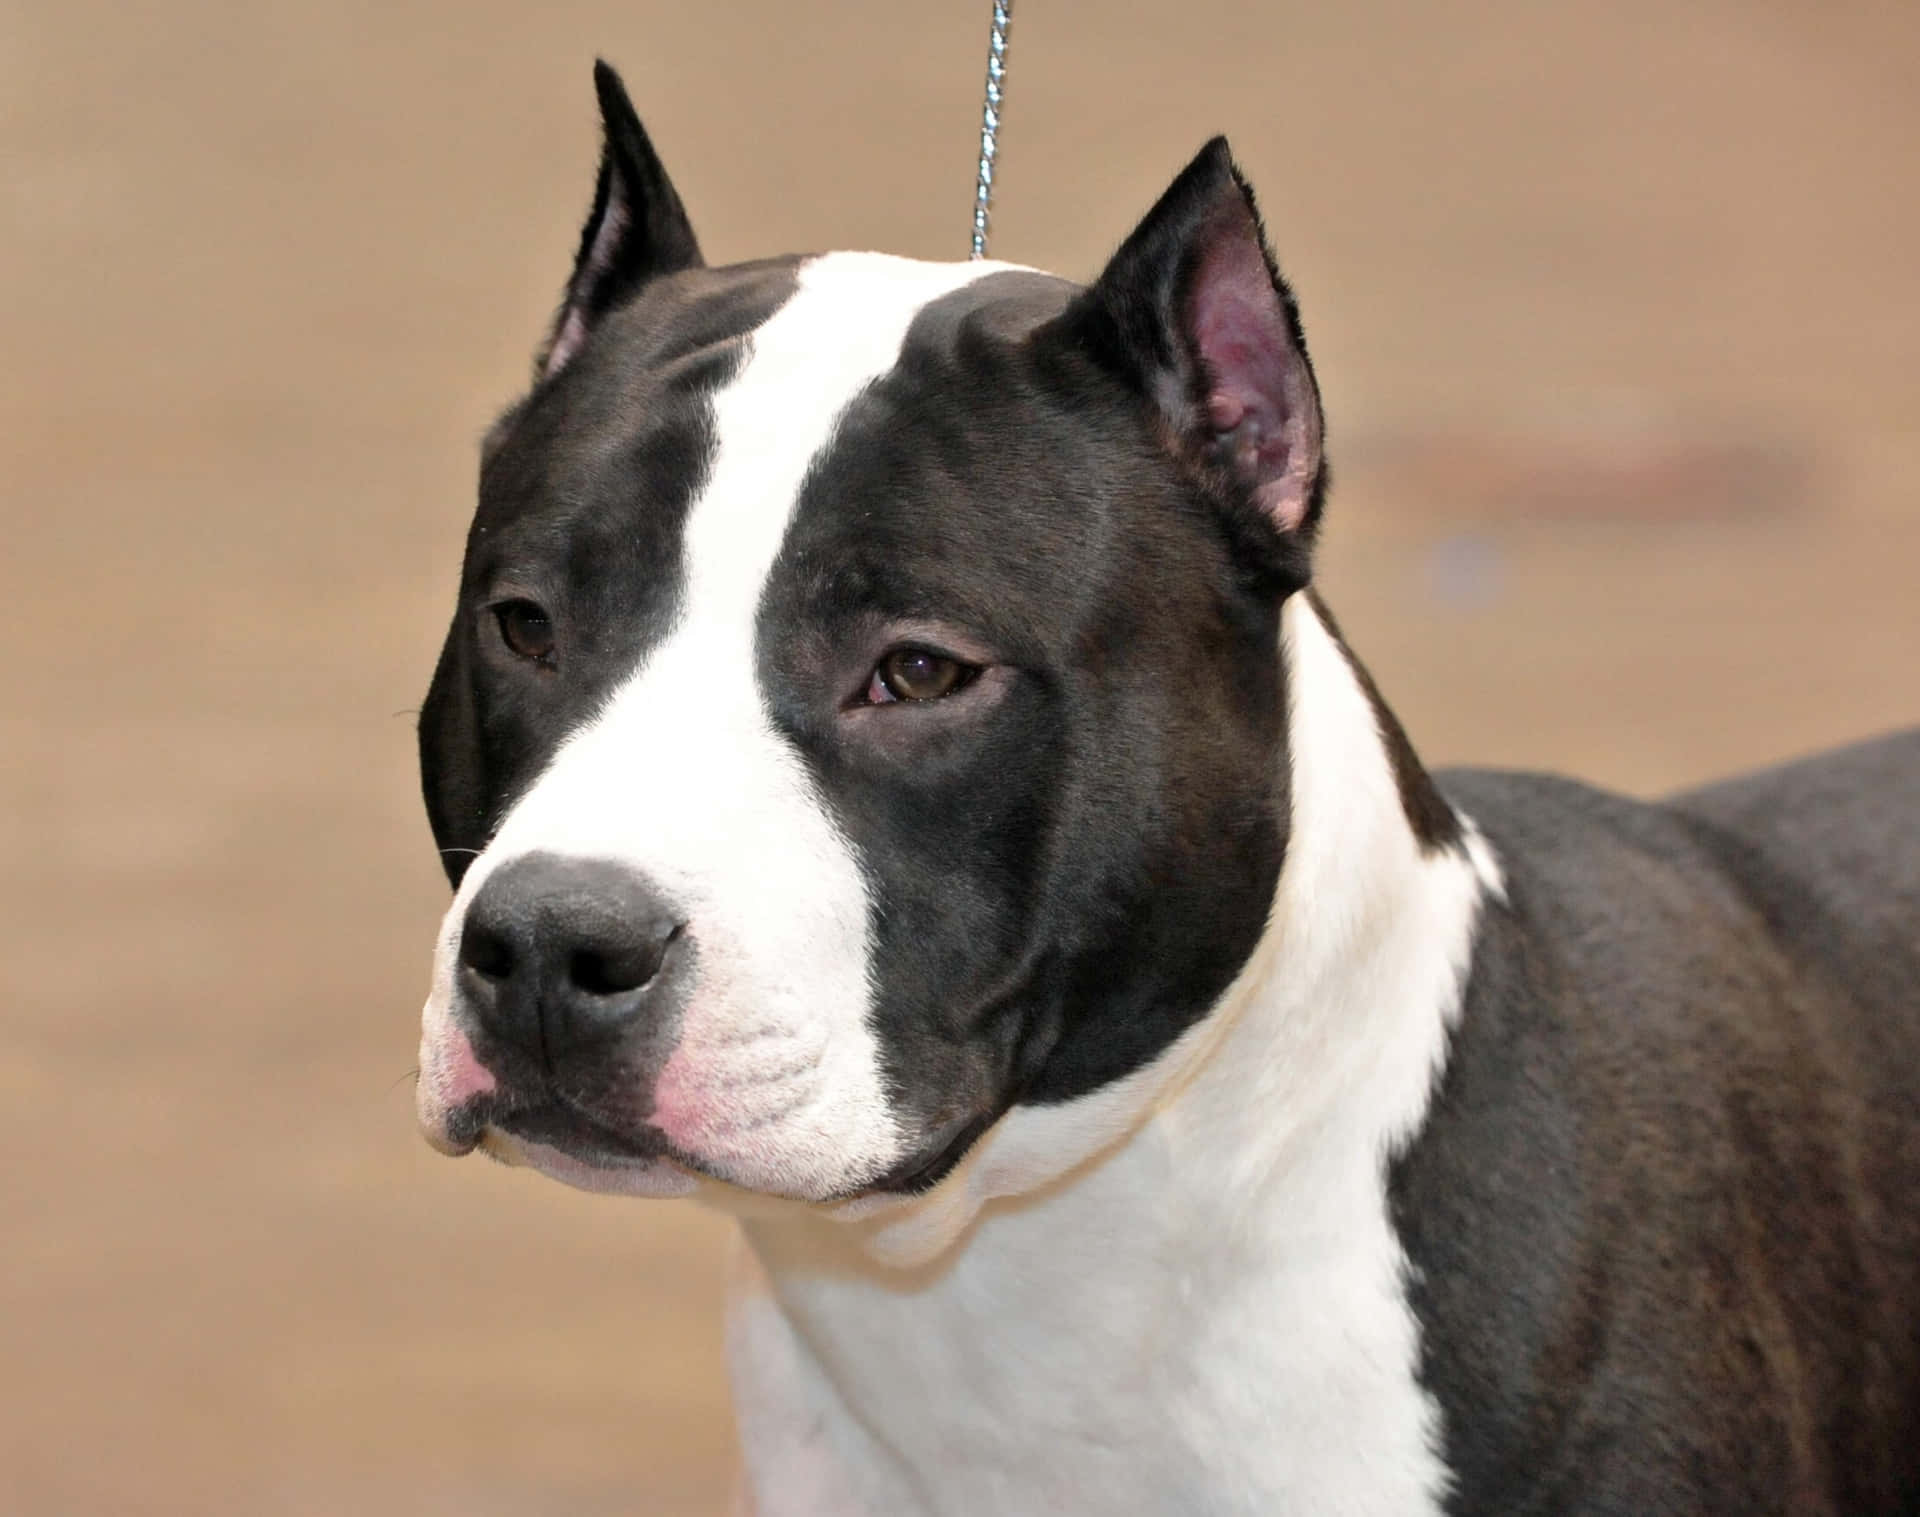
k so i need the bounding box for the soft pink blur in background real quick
[5,3,1917,1511]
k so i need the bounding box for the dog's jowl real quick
[415,63,1920,1516]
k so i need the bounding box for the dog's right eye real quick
[493,600,556,663]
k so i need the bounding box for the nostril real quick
[567,923,680,998]
[459,923,515,981]
[569,949,628,996]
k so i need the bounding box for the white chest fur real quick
[723,597,1498,1516]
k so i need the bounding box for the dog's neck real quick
[724,594,1499,1506]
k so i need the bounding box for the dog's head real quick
[415,63,1325,1206]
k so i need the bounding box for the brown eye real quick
[869,647,969,704]
[494,600,555,663]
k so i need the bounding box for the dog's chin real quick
[459,1100,856,1207]
[423,1089,1000,1212]
[476,1123,704,1199]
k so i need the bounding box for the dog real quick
[413,62,1920,1515]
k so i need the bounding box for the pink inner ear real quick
[544,185,634,379]
[544,309,591,378]
[1188,215,1321,533]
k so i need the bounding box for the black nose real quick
[458,852,685,1066]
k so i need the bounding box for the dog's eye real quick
[868,647,972,704]
[494,600,556,663]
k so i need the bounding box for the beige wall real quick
[5,2,1917,1511]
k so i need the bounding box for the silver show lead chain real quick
[969,0,1013,259]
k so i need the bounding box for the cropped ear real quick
[538,60,704,380]
[1061,138,1326,556]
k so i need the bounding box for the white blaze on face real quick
[418,253,1026,1200]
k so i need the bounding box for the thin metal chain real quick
[969,0,1013,259]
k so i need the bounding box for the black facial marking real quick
[756,270,1294,1186]
[420,262,799,882]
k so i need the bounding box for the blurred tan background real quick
[4,1,1916,1511]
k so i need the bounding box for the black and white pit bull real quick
[414,63,1920,1515]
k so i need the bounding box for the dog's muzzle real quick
[418,851,696,1162]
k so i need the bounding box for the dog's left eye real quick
[867,647,973,704]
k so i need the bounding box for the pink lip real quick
[417,1026,500,1154]
[441,1028,498,1104]
[646,1050,702,1148]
